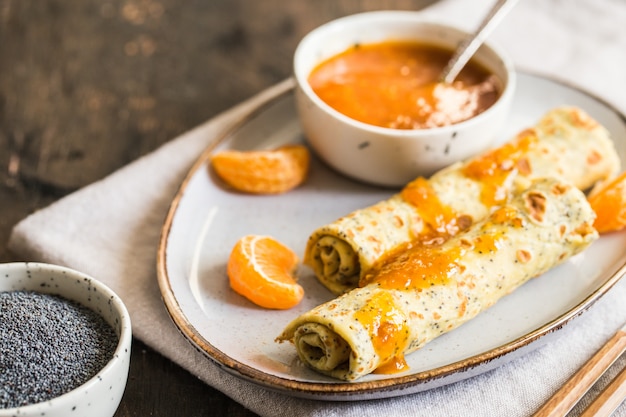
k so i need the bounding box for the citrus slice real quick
[211,144,310,194]
[588,171,626,233]
[227,235,304,309]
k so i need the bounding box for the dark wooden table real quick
[0,1,436,415]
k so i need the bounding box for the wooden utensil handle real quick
[580,364,626,417]
[532,329,626,417]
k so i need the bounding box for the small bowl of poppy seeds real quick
[0,262,132,417]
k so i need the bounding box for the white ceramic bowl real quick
[0,262,132,417]
[294,11,516,187]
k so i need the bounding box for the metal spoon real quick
[440,0,519,84]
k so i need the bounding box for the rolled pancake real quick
[305,106,619,294]
[278,177,598,381]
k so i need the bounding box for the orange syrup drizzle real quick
[353,291,410,374]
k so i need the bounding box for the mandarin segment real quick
[211,144,310,194]
[588,171,626,233]
[227,235,304,309]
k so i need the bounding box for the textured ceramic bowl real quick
[0,262,132,417]
[294,11,516,187]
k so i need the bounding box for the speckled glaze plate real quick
[156,73,626,401]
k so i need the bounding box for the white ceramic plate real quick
[157,73,626,401]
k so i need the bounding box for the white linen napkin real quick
[9,0,626,416]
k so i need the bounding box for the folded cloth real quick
[8,0,626,416]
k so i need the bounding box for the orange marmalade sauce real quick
[363,245,464,290]
[462,130,538,207]
[308,41,501,129]
[490,205,525,226]
[401,177,467,240]
[353,291,409,374]
[469,206,525,254]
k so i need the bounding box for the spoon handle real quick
[441,0,519,84]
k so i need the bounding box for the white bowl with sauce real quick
[294,11,516,187]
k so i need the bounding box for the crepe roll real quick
[305,106,619,294]
[278,177,598,381]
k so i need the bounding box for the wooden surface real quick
[0,1,437,416]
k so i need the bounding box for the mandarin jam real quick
[353,291,410,374]
[308,41,501,129]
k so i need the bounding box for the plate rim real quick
[156,71,626,399]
